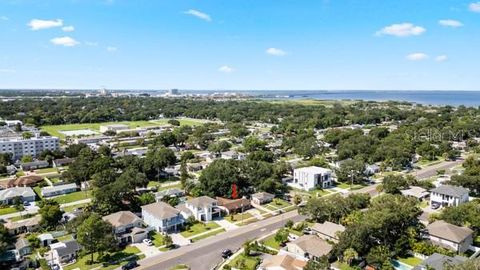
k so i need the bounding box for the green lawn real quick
[41,118,208,138]
[0,207,20,215]
[265,199,292,210]
[190,228,225,242]
[35,167,58,174]
[228,254,260,270]
[335,182,365,190]
[227,212,253,224]
[334,262,357,270]
[63,246,143,270]
[150,232,167,247]
[9,214,36,222]
[56,234,74,242]
[261,235,282,250]
[180,222,221,238]
[50,190,92,204]
[147,181,182,191]
[398,256,423,266]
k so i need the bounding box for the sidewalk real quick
[215,219,239,231]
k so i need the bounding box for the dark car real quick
[221,249,233,258]
[122,261,139,270]
[431,203,441,210]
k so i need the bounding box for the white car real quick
[143,239,153,246]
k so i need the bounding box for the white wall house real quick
[0,187,36,204]
[141,202,184,233]
[182,196,219,222]
[103,211,149,244]
[291,166,332,191]
[430,185,469,207]
[427,220,473,253]
[41,183,78,198]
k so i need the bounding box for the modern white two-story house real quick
[178,196,220,222]
[291,166,332,191]
[430,185,469,207]
[141,202,184,233]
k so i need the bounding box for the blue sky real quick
[0,0,479,90]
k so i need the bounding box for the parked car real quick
[303,227,313,235]
[23,201,30,206]
[143,239,153,246]
[122,261,139,270]
[431,203,441,210]
[221,249,233,258]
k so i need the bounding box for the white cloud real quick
[106,46,118,52]
[266,47,287,56]
[1,16,8,21]
[406,53,429,61]
[376,23,426,37]
[439,19,463,28]
[28,19,63,30]
[218,65,235,73]
[469,2,480,12]
[50,36,79,47]
[435,55,448,62]
[62,25,75,32]
[184,9,211,22]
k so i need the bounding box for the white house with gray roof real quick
[141,201,184,232]
[0,187,35,204]
[182,196,220,222]
[41,183,78,198]
[430,185,469,207]
[426,220,473,253]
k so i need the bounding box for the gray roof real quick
[187,196,217,208]
[311,222,345,239]
[0,187,35,200]
[251,192,275,201]
[21,161,49,167]
[41,183,77,194]
[427,220,473,243]
[142,201,180,220]
[412,253,467,270]
[288,235,332,258]
[155,188,184,198]
[15,238,30,250]
[52,240,81,257]
[431,185,469,198]
[102,211,142,228]
[400,186,429,199]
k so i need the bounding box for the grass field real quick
[64,246,143,270]
[34,167,58,174]
[190,228,225,242]
[0,207,20,216]
[61,202,90,213]
[41,118,209,138]
[228,254,260,270]
[50,190,92,204]
[180,222,221,238]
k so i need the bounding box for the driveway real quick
[132,243,161,258]
[170,233,191,246]
[214,219,239,231]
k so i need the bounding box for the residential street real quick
[135,210,306,270]
[410,158,464,180]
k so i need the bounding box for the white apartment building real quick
[0,136,60,160]
[291,166,332,191]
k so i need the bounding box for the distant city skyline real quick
[0,0,479,90]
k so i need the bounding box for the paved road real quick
[136,210,305,270]
[410,159,463,180]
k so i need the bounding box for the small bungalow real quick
[49,240,81,265]
[20,161,49,171]
[4,216,41,235]
[251,192,275,205]
[412,253,467,270]
[41,183,78,198]
[14,238,31,260]
[216,197,251,215]
[258,254,306,270]
[400,186,430,200]
[53,158,75,168]
[0,187,35,204]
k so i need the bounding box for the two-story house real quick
[141,202,184,233]
[430,185,469,207]
[102,211,149,244]
[291,166,332,191]
[179,196,221,222]
[426,220,473,253]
